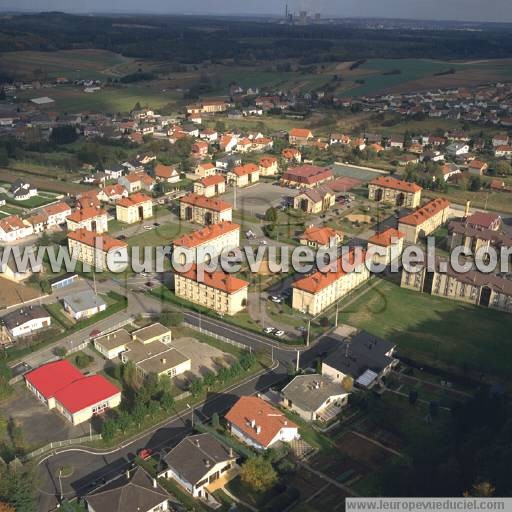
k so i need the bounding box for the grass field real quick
[338,279,512,380]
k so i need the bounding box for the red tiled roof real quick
[68,228,128,252]
[369,175,422,194]
[180,193,232,212]
[300,226,341,246]
[399,198,450,227]
[25,360,83,400]
[67,206,107,223]
[176,265,248,294]
[466,212,501,229]
[232,163,259,177]
[469,160,487,169]
[173,221,239,249]
[225,396,297,449]
[290,128,313,139]
[260,156,277,168]
[368,228,405,247]
[154,163,177,179]
[102,184,126,197]
[198,174,224,187]
[0,215,25,233]
[116,192,152,208]
[198,162,216,170]
[43,201,71,216]
[282,166,333,185]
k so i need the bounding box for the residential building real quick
[281,166,333,189]
[281,147,302,164]
[225,396,299,451]
[367,228,405,265]
[179,194,232,225]
[468,160,488,175]
[68,228,128,271]
[321,331,398,389]
[492,133,509,147]
[227,163,260,188]
[192,140,209,158]
[494,145,512,158]
[0,215,34,242]
[446,142,470,156]
[86,467,170,512]
[293,187,335,214]
[440,163,462,181]
[103,164,125,180]
[49,273,79,291]
[465,211,502,231]
[195,162,217,178]
[289,128,314,146]
[66,206,108,233]
[292,251,370,315]
[299,225,342,249]
[25,360,121,425]
[173,221,240,264]
[62,290,107,320]
[158,433,239,500]
[154,163,180,183]
[281,374,349,422]
[116,193,153,224]
[368,176,422,208]
[97,184,128,203]
[174,265,249,316]
[398,198,451,243]
[10,179,37,201]
[258,156,278,176]
[193,174,226,197]
[26,213,46,233]
[2,305,51,338]
[42,201,72,226]
[118,171,155,193]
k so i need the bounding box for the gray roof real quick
[282,374,348,413]
[2,305,49,331]
[86,467,169,512]
[136,347,189,375]
[322,331,396,380]
[162,433,237,486]
[95,328,132,351]
[132,323,171,343]
[62,290,106,313]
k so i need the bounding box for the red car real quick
[137,448,153,460]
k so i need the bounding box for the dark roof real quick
[2,305,49,330]
[162,433,237,485]
[48,272,79,286]
[322,331,396,380]
[86,467,169,512]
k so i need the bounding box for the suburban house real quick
[321,331,398,390]
[25,359,121,425]
[95,324,190,379]
[281,374,349,422]
[281,166,333,189]
[85,467,170,512]
[289,128,314,146]
[368,176,422,208]
[68,228,128,271]
[292,251,370,316]
[219,134,238,153]
[465,211,502,231]
[281,147,302,164]
[227,163,260,188]
[367,228,405,265]
[440,163,462,181]
[401,260,512,314]
[154,163,180,183]
[10,179,37,201]
[97,184,128,203]
[26,212,46,233]
[192,140,209,158]
[2,305,51,338]
[216,154,241,171]
[492,134,509,147]
[158,433,239,501]
[225,396,299,451]
[42,201,72,226]
[195,162,217,178]
[446,142,469,156]
[293,187,335,214]
[193,174,226,197]
[494,145,512,158]
[398,198,451,243]
[115,193,153,224]
[258,156,278,176]
[118,171,155,194]
[0,215,34,242]
[174,265,249,316]
[66,206,108,233]
[172,221,240,264]
[468,160,489,175]
[62,290,107,320]
[299,225,343,249]
[103,164,125,179]
[179,193,232,225]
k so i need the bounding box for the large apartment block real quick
[68,228,128,271]
[368,176,422,208]
[115,192,153,224]
[398,198,450,243]
[292,252,370,315]
[174,266,249,316]
[173,221,240,264]
[179,193,232,225]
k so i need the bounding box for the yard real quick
[338,278,512,381]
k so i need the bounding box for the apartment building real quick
[368,176,422,208]
[293,187,335,214]
[174,265,249,316]
[367,228,405,265]
[227,163,260,188]
[68,228,128,271]
[193,174,226,197]
[115,193,153,224]
[398,198,451,243]
[179,193,232,225]
[173,221,240,264]
[292,251,370,315]
[66,206,108,234]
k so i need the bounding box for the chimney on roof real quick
[255,425,261,435]
[152,478,158,488]
[126,468,131,480]
[250,419,256,429]
[161,358,166,364]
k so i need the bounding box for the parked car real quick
[274,330,285,337]
[143,225,154,230]
[137,448,153,460]
[263,327,276,334]
[269,296,283,303]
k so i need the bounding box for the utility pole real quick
[233,180,237,210]
[58,467,63,502]
[335,302,339,328]
[295,349,300,373]
[306,318,311,347]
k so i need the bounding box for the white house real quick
[0,215,34,242]
[2,305,51,338]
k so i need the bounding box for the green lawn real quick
[127,221,192,247]
[338,279,512,380]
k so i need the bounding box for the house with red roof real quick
[225,396,299,450]
[368,176,422,208]
[179,193,232,225]
[195,162,217,179]
[468,160,488,176]
[281,147,302,164]
[258,156,278,176]
[398,198,451,243]
[299,225,343,249]
[115,193,153,224]
[154,163,180,183]
[193,174,226,198]
[42,201,72,226]
[289,128,314,146]
[227,163,260,188]
[0,215,34,242]
[25,360,121,425]
[97,184,128,203]
[66,205,108,234]
[367,228,405,265]
[281,166,333,189]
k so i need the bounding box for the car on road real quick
[269,295,283,303]
[89,329,101,339]
[143,225,154,230]
[137,448,153,460]
[263,327,276,334]
[274,330,285,337]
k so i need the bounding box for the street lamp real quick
[186,403,194,428]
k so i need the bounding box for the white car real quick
[269,296,283,303]
[143,225,154,230]
[264,327,276,334]
[274,330,285,337]
[260,239,268,245]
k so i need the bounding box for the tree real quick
[265,207,278,223]
[211,412,220,430]
[409,390,418,405]
[160,392,174,412]
[54,346,67,358]
[74,352,93,369]
[49,125,78,145]
[496,160,511,176]
[160,310,183,327]
[101,418,116,441]
[240,456,278,492]
[468,481,495,497]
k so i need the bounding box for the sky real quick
[1,0,511,23]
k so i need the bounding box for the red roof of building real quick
[369,175,422,194]
[300,226,342,246]
[116,192,152,208]
[0,215,25,233]
[198,162,216,170]
[290,128,313,139]
[43,201,71,216]
[232,163,259,177]
[259,156,277,168]
[282,166,333,186]
[399,198,450,227]
[54,375,120,413]
[67,206,107,223]
[68,228,127,251]
[198,174,225,187]
[173,221,239,249]
[180,193,232,212]
[154,163,178,179]
[368,228,405,247]
[469,160,488,169]
[102,184,126,197]
[25,360,83,399]
[225,396,297,449]
[176,265,248,293]
[465,212,501,229]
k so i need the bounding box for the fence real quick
[26,433,103,460]
[184,321,252,353]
